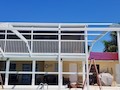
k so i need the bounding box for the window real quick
[33,35,58,40]
[7,35,19,39]
[0,61,6,71]
[22,64,32,71]
[61,35,84,40]
[0,35,5,39]
[9,63,16,71]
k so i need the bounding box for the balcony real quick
[0,39,85,54]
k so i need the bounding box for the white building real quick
[0,22,120,89]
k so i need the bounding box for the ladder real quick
[82,59,102,90]
[0,74,3,89]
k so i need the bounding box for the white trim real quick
[85,27,89,90]
[35,72,58,74]
[0,22,113,26]
[0,32,104,36]
[4,30,7,53]
[61,28,120,31]
[0,71,6,74]
[0,39,93,42]
[32,60,35,86]
[31,30,33,54]
[117,31,120,63]
[1,27,120,31]
[82,61,85,83]
[8,72,58,74]
[58,24,62,89]
[5,60,10,86]
[62,72,85,74]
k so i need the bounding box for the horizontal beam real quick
[0,33,103,36]
[7,22,113,26]
[0,27,120,31]
[61,28,120,31]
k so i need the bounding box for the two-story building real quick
[0,22,120,89]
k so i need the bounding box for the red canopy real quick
[89,52,118,60]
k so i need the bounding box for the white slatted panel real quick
[5,40,29,53]
[61,41,85,53]
[33,41,58,53]
[0,40,5,51]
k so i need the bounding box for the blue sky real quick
[0,0,120,52]
[91,32,111,52]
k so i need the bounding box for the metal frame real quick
[0,22,120,90]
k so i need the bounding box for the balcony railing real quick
[33,40,58,53]
[0,40,85,53]
[61,41,85,53]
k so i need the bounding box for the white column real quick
[82,61,85,83]
[85,30,89,90]
[4,30,7,52]
[32,60,36,86]
[117,31,120,63]
[31,30,33,53]
[58,24,62,89]
[5,59,10,86]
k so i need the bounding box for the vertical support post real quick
[4,30,7,52]
[32,60,36,86]
[31,30,33,54]
[117,31,120,63]
[0,74,4,89]
[5,59,10,86]
[58,24,62,89]
[85,29,89,90]
[82,61,85,83]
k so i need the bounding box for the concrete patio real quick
[1,86,120,90]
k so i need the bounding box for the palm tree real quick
[102,31,117,52]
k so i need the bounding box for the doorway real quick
[69,63,77,83]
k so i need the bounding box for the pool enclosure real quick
[0,22,120,90]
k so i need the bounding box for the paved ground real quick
[1,86,120,90]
